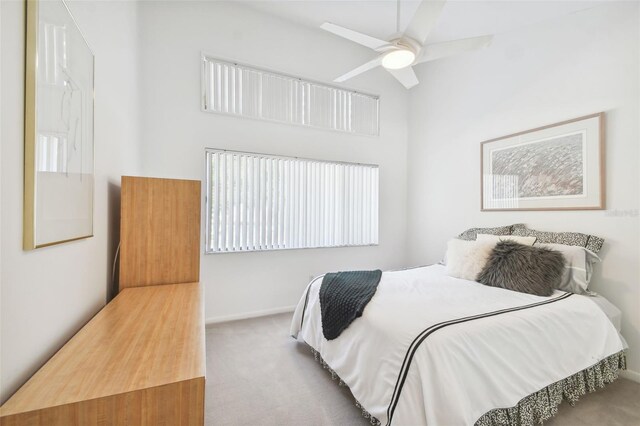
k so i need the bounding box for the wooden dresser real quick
[0,176,205,425]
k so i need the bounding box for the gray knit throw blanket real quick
[319,270,382,340]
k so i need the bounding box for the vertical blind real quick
[202,56,380,136]
[37,134,68,173]
[206,149,379,253]
[483,175,519,209]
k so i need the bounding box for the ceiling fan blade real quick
[387,66,419,89]
[415,35,493,64]
[334,56,383,83]
[321,22,390,51]
[403,0,447,45]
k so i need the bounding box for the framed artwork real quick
[24,0,95,249]
[481,113,605,211]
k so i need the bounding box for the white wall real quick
[3,0,636,405]
[137,1,409,322]
[406,2,640,376]
[0,0,141,403]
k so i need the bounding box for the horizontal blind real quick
[202,56,379,136]
[206,149,379,253]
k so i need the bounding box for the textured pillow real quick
[445,239,496,281]
[534,243,601,294]
[458,224,516,241]
[476,234,537,246]
[511,224,604,254]
[477,241,566,296]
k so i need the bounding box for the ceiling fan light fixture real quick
[381,49,415,70]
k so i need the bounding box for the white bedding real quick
[588,294,623,332]
[290,265,625,426]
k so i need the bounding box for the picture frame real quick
[24,0,95,249]
[481,113,605,211]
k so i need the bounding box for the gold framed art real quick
[24,0,95,249]
[481,113,605,212]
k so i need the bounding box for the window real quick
[206,149,379,253]
[202,56,380,136]
[37,134,68,172]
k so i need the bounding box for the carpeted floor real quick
[206,312,640,426]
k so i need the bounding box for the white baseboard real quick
[620,369,640,383]
[206,305,296,326]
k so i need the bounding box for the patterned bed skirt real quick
[307,343,626,426]
[476,351,626,426]
[309,346,382,426]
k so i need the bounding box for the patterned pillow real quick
[458,224,517,241]
[476,234,537,246]
[511,224,604,254]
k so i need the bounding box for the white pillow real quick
[445,239,496,281]
[476,233,537,246]
[534,242,601,294]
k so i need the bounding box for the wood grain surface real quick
[0,282,205,424]
[119,176,201,289]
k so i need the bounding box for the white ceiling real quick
[240,0,609,44]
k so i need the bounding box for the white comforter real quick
[290,265,625,426]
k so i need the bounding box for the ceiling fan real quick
[321,0,493,89]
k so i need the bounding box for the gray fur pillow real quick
[477,241,565,297]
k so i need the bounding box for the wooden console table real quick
[0,177,205,425]
[0,282,205,425]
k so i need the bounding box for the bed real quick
[290,264,626,426]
